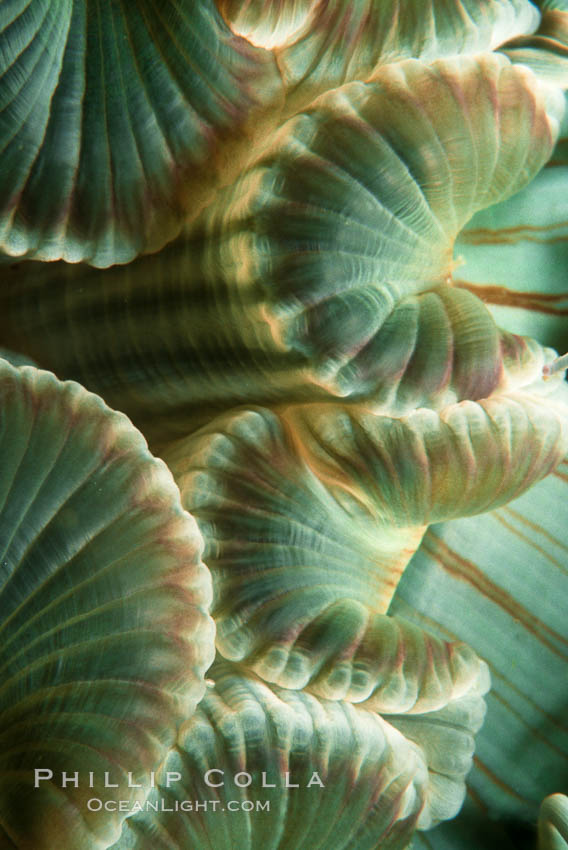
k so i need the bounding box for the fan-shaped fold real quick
[0,55,562,442]
[204,55,562,372]
[163,374,568,692]
[0,360,215,849]
[221,0,540,108]
[109,661,487,849]
[0,0,281,266]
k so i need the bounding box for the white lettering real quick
[34,769,53,788]
[284,773,299,788]
[261,772,275,788]
[104,772,118,788]
[204,769,224,787]
[61,772,79,788]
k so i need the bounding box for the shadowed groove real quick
[0,54,562,443]
[163,381,567,702]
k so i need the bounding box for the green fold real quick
[0,0,281,266]
[0,359,215,849]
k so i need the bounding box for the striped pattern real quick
[0,0,280,266]
[0,360,215,850]
[454,102,568,355]
[0,55,562,446]
[500,7,568,85]
[163,382,567,698]
[256,0,540,108]
[391,457,568,847]
[110,660,485,849]
[1,4,567,849]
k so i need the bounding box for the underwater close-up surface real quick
[1,1,568,848]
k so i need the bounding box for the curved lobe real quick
[0,55,562,445]
[501,8,568,86]
[260,0,540,106]
[0,0,281,266]
[163,371,567,694]
[539,794,568,849]
[0,360,215,849]
[110,661,488,849]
